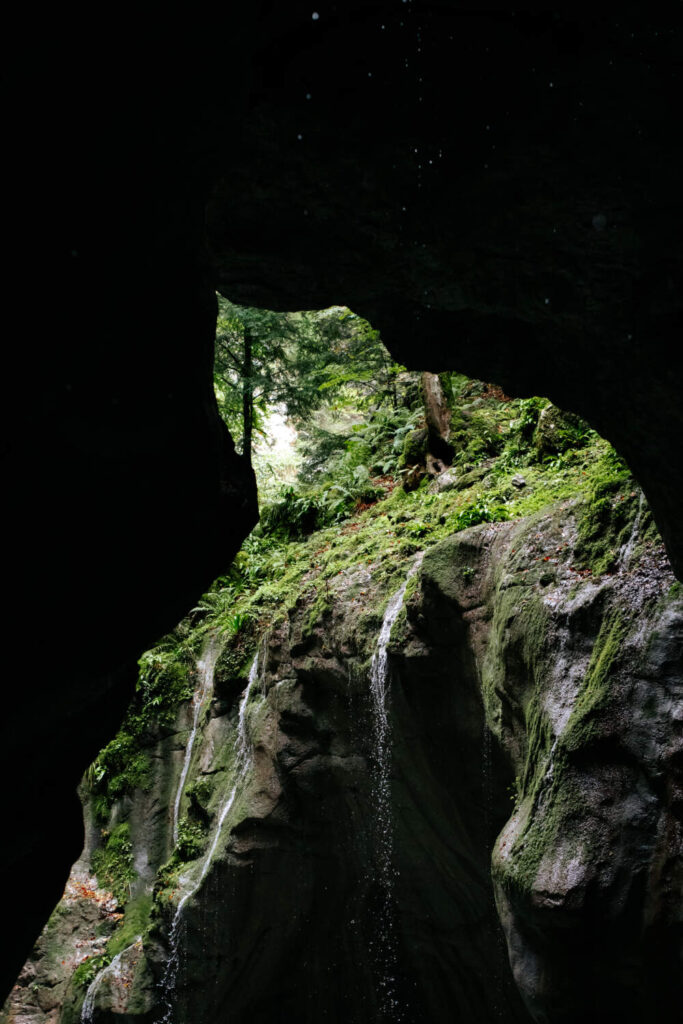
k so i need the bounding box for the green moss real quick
[479,565,551,737]
[533,404,593,457]
[84,652,196,819]
[301,587,334,639]
[91,823,136,904]
[85,733,152,823]
[135,659,194,729]
[496,762,588,897]
[186,776,214,819]
[562,611,626,751]
[496,595,625,899]
[520,696,554,800]
[572,450,642,575]
[176,816,207,860]
[107,893,152,956]
[400,427,428,467]
[152,859,182,910]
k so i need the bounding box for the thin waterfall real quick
[81,937,142,1023]
[617,489,646,571]
[159,651,261,1023]
[172,636,220,844]
[369,552,423,1020]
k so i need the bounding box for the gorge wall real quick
[5,3,682,998]
[6,478,681,1023]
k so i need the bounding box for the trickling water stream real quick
[159,652,261,1024]
[172,637,220,844]
[369,552,423,1020]
[81,937,142,1023]
[617,489,647,572]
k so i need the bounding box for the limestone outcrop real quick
[6,496,680,1023]
[5,4,682,1000]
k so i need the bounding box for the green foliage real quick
[451,398,511,468]
[85,634,196,818]
[449,497,510,531]
[91,823,135,904]
[256,407,419,541]
[136,660,193,728]
[483,397,547,471]
[72,952,111,989]
[152,859,181,910]
[223,611,252,636]
[214,299,403,469]
[260,486,327,539]
[300,404,419,485]
[176,816,207,861]
[186,776,214,819]
[516,397,547,440]
[88,733,152,818]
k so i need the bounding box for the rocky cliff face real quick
[5,493,680,1024]
[6,7,683,997]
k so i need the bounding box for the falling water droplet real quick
[369,554,424,1020]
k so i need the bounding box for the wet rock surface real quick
[5,2,682,1001]
[6,502,680,1023]
[416,511,682,1022]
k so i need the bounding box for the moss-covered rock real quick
[400,426,428,467]
[6,381,680,1024]
[533,402,592,457]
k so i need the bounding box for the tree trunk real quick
[420,371,453,473]
[242,328,253,467]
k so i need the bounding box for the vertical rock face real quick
[6,502,680,1024]
[416,514,682,1023]
[6,6,683,996]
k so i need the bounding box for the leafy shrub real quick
[91,823,135,903]
[89,733,152,812]
[260,486,325,539]
[176,817,207,861]
[72,953,112,989]
[450,498,510,532]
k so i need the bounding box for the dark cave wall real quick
[207,6,683,577]
[3,1,682,1000]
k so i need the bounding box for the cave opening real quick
[4,5,682,1021]
[5,292,680,1024]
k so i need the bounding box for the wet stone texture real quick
[6,502,680,1023]
[5,7,683,998]
[415,511,682,1023]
